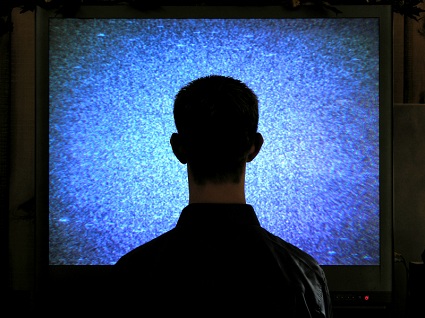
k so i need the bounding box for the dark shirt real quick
[113,203,333,317]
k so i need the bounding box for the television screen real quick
[36,4,393,308]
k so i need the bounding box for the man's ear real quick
[170,133,187,164]
[247,133,264,162]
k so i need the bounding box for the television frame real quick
[35,3,393,311]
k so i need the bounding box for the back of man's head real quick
[173,75,259,184]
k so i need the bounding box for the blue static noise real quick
[49,18,380,265]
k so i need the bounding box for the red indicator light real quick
[364,295,369,301]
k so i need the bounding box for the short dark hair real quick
[173,75,259,184]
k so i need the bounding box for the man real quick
[113,75,333,317]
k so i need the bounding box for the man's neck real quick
[186,165,248,204]
[188,182,246,204]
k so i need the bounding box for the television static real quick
[48,16,380,266]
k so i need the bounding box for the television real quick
[35,3,393,313]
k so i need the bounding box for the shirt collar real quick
[176,203,261,228]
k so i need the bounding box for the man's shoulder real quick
[259,227,323,273]
[114,228,178,268]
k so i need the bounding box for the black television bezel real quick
[35,4,393,310]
